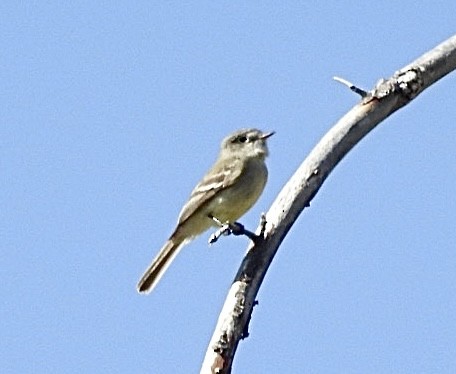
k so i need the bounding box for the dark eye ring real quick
[238,135,248,143]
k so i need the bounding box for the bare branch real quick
[333,76,369,97]
[201,34,456,374]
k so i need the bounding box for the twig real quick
[333,76,369,97]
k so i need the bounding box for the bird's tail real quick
[137,238,188,294]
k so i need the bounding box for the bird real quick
[137,128,274,294]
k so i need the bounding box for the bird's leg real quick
[208,215,232,244]
[208,215,258,244]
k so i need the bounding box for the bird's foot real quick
[208,216,258,244]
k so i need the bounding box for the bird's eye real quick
[238,135,248,143]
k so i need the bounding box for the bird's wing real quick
[176,156,242,224]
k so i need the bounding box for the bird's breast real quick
[207,158,268,223]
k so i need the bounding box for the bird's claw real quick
[208,216,259,245]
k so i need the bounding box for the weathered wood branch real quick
[201,34,456,374]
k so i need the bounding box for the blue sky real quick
[2,2,456,373]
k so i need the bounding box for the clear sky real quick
[2,2,456,373]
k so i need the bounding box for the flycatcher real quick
[137,128,274,294]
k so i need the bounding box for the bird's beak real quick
[260,131,275,140]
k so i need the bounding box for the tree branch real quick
[201,34,456,374]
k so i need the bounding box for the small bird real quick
[137,128,274,294]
